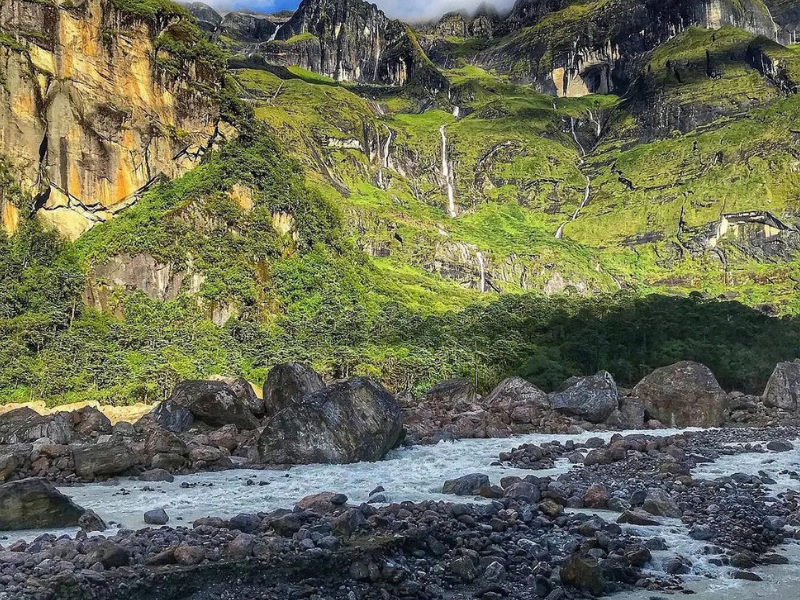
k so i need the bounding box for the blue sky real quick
[206,0,515,20]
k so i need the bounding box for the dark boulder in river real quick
[151,380,260,431]
[262,362,325,418]
[0,478,85,530]
[633,361,727,427]
[258,377,403,464]
[551,371,618,424]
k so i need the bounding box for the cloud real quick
[203,0,515,21]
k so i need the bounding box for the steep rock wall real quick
[0,0,227,239]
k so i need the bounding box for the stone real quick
[169,380,260,430]
[79,509,107,532]
[0,452,19,482]
[262,362,325,418]
[604,397,645,429]
[503,481,541,503]
[98,542,130,569]
[146,401,194,434]
[73,441,134,479]
[423,379,477,413]
[483,376,550,423]
[150,452,186,471]
[767,439,794,452]
[258,377,403,464]
[174,544,206,566]
[229,513,261,533]
[763,360,800,411]
[442,473,490,496]
[617,510,660,526]
[688,525,713,540]
[145,429,188,457]
[226,533,255,558]
[297,492,346,514]
[213,376,265,417]
[449,556,477,582]
[0,408,73,445]
[551,371,618,424]
[583,484,610,508]
[332,508,366,537]
[72,406,112,437]
[139,469,175,482]
[144,509,169,525]
[0,479,86,530]
[559,554,605,595]
[642,489,681,518]
[632,361,726,427]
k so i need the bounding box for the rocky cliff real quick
[0,0,229,239]
[259,0,447,89]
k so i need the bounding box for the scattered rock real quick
[144,508,169,525]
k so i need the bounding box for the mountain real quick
[0,0,799,406]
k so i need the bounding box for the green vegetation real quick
[109,0,190,21]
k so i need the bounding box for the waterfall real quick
[383,127,393,169]
[476,251,486,292]
[570,118,587,158]
[555,175,591,239]
[440,125,456,218]
[268,24,283,42]
[452,106,460,118]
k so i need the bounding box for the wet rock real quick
[664,556,691,575]
[559,554,605,595]
[733,570,763,581]
[98,542,130,569]
[262,362,325,418]
[642,489,681,518]
[617,509,660,526]
[0,479,86,530]
[229,513,261,533]
[174,543,205,565]
[226,533,255,558]
[297,492,347,514]
[689,525,713,540]
[443,473,490,496]
[766,439,794,452]
[169,380,260,430]
[258,377,403,464]
[551,371,618,424]
[78,509,107,532]
[633,361,726,427]
[144,508,169,525]
[763,360,800,411]
[139,468,175,482]
[73,440,134,479]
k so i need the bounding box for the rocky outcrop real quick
[551,371,619,424]
[73,440,134,479]
[632,361,727,427]
[0,478,86,530]
[219,11,285,43]
[181,2,222,32]
[763,360,800,411]
[262,362,325,418]
[165,380,260,430]
[261,0,447,89]
[0,408,73,445]
[258,376,403,464]
[0,0,227,239]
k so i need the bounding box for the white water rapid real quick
[439,125,457,217]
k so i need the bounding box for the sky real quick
[205,0,515,21]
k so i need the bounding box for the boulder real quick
[503,481,541,503]
[641,489,681,518]
[72,406,112,437]
[0,408,73,444]
[617,509,660,526]
[139,468,175,482]
[147,400,194,434]
[144,508,169,525]
[442,473,490,496]
[605,397,645,429]
[73,441,134,479]
[262,363,325,418]
[212,375,265,417]
[258,377,403,464]
[297,492,348,514]
[559,554,605,595]
[145,428,188,457]
[632,361,726,427]
[763,360,800,412]
[483,376,550,424]
[423,379,477,412]
[0,478,86,530]
[0,452,19,482]
[551,371,618,424]
[169,380,260,430]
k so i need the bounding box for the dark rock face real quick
[73,441,134,479]
[72,406,112,437]
[763,360,800,411]
[551,371,618,424]
[559,554,605,595]
[633,361,727,427]
[0,478,85,530]
[484,376,551,424]
[263,0,447,89]
[0,408,73,445]
[182,1,223,32]
[258,377,403,464]
[424,378,477,412]
[148,400,195,434]
[168,380,260,430]
[220,11,281,42]
[442,473,489,495]
[262,363,325,418]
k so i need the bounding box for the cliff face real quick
[261,0,446,89]
[476,0,777,95]
[0,0,228,239]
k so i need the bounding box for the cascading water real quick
[267,24,283,42]
[476,250,486,292]
[440,125,457,217]
[452,106,460,118]
[556,118,592,238]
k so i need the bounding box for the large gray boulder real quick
[633,361,726,427]
[73,441,135,479]
[0,478,86,530]
[147,400,194,433]
[0,408,73,445]
[763,360,800,412]
[258,377,403,464]
[423,379,477,412]
[71,406,112,437]
[262,363,325,418]
[483,376,550,424]
[167,380,259,430]
[212,376,265,417]
[551,371,618,424]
